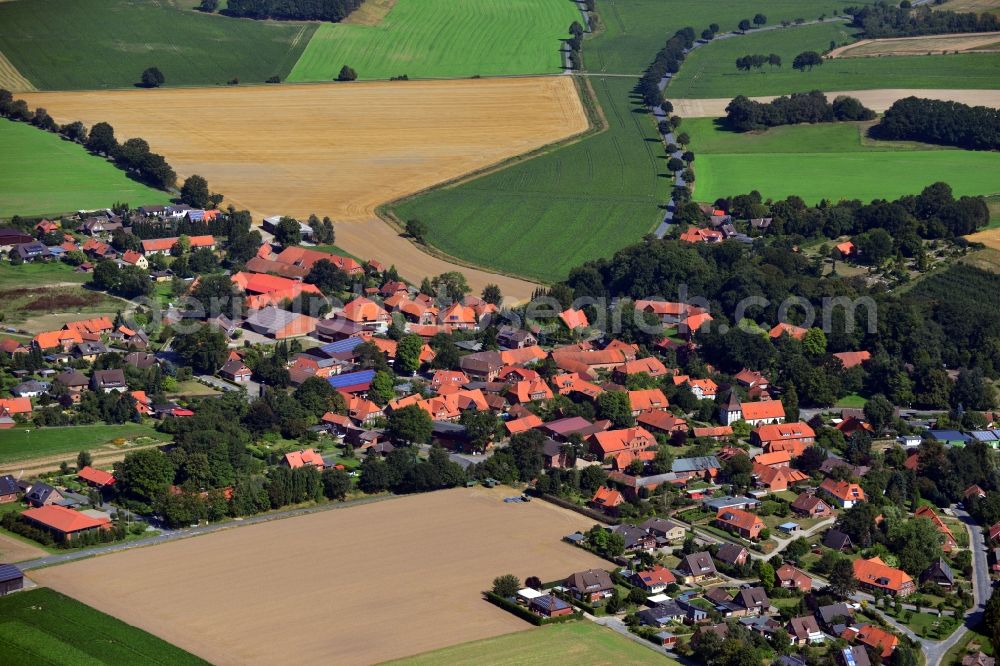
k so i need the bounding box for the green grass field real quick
[0,0,316,90]
[0,263,88,291]
[0,424,170,465]
[0,587,208,665]
[288,0,579,81]
[669,20,1000,98]
[688,118,1000,203]
[393,76,665,282]
[0,120,170,217]
[383,622,676,665]
[388,0,877,282]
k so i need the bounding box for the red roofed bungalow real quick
[509,379,553,404]
[769,322,808,340]
[855,624,898,658]
[22,505,111,540]
[283,449,325,470]
[505,413,543,435]
[627,389,669,415]
[716,507,766,540]
[836,241,857,258]
[77,466,116,488]
[132,389,154,415]
[559,308,589,331]
[833,351,872,369]
[590,486,625,514]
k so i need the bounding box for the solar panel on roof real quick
[327,370,375,389]
[318,337,365,355]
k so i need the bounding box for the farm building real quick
[21,505,111,541]
[0,564,23,596]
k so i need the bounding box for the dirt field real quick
[937,0,1000,15]
[342,0,396,25]
[32,486,607,665]
[23,78,587,299]
[966,227,1000,251]
[828,32,1000,58]
[671,88,1000,116]
[0,532,47,563]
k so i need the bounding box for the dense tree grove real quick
[637,27,696,106]
[225,0,363,22]
[725,91,874,131]
[847,2,1000,37]
[873,97,1000,151]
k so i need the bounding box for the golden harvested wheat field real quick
[23,77,588,298]
[828,31,1000,58]
[33,487,607,665]
[670,88,1000,117]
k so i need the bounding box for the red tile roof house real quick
[637,411,688,435]
[627,389,669,416]
[22,505,111,541]
[719,391,786,426]
[769,322,808,340]
[753,465,809,493]
[853,624,898,659]
[819,479,866,508]
[632,565,676,593]
[852,557,915,597]
[77,466,116,489]
[915,505,959,553]
[715,508,766,540]
[791,493,833,518]
[614,357,670,382]
[559,307,589,331]
[776,563,813,592]
[141,235,215,256]
[590,486,625,516]
[564,569,615,603]
[788,615,824,646]
[752,422,816,456]
[589,427,656,461]
[282,449,326,470]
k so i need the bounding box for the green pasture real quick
[0,0,315,90]
[288,0,579,81]
[687,118,1000,203]
[0,120,170,217]
[669,20,1000,98]
[0,424,170,465]
[0,588,208,665]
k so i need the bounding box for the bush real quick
[140,67,165,88]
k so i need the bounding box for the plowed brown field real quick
[828,32,1000,58]
[23,77,588,298]
[32,486,607,665]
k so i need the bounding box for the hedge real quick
[539,493,620,525]
[484,592,583,626]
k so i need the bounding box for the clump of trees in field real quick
[872,97,1000,151]
[791,51,823,71]
[0,88,190,191]
[140,66,165,88]
[734,53,781,71]
[337,65,358,81]
[847,2,999,38]
[224,0,363,22]
[724,91,875,131]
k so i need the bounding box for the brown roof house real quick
[564,569,614,603]
[678,552,718,585]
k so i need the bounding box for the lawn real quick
[0,0,316,90]
[0,283,123,328]
[0,120,171,217]
[0,262,88,291]
[288,0,579,81]
[0,424,170,465]
[835,393,868,408]
[686,117,1000,204]
[387,0,878,283]
[669,20,1000,98]
[383,621,675,665]
[0,587,207,665]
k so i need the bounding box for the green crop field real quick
[669,20,1000,98]
[383,622,676,665]
[0,424,170,465]
[0,120,170,217]
[393,76,665,282]
[288,0,580,81]
[0,587,208,665]
[0,0,316,90]
[389,0,879,283]
[688,117,1000,204]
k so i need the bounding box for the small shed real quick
[655,631,678,648]
[0,563,24,596]
[777,522,800,534]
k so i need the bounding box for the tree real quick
[396,334,425,375]
[890,517,943,576]
[321,468,351,500]
[405,219,427,243]
[293,376,345,417]
[140,67,165,88]
[508,430,546,481]
[756,560,775,589]
[738,18,751,32]
[481,283,502,306]
[306,259,350,295]
[85,121,117,155]
[180,175,212,209]
[597,391,635,428]
[358,456,390,493]
[983,587,1000,654]
[77,450,93,470]
[828,557,858,597]
[274,216,302,246]
[387,404,432,445]
[753,13,767,27]
[337,66,358,81]
[370,370,396,405]
[580,466,607,494]
[116,449,174,507]
[854,228,893,265]
[785,537,809,561]
[792,51,823,71]
[768,53,782,68]
[492,574,520,598]
[460,409,500,452]
[196,0,218,11]
[864,394,895,434]
[802,328,827,356]
[173,325,228,374]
